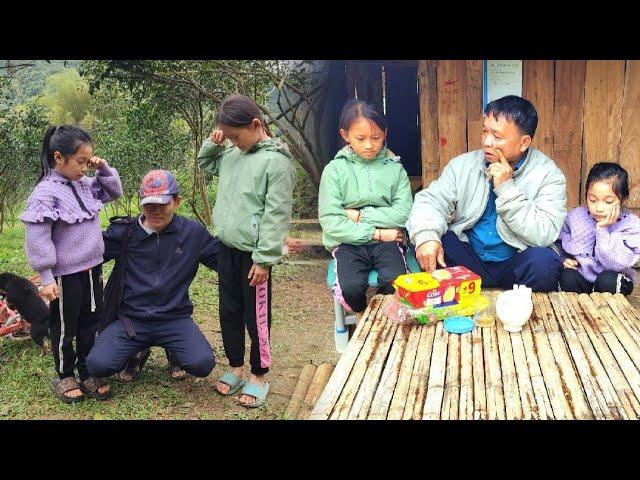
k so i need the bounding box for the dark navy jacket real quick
[103,214,219,322]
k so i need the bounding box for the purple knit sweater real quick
[556,206,640,283]
[20,166,122,285]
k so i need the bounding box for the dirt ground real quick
[142,258,340,420]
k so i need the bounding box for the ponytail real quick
[37,125,58,185]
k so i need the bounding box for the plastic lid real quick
[443,316,475,334]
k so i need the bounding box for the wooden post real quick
[620,60,640,209]
[437,60,468,171]
[418,60,440,188]
[552,60,586,207]
[523,60,555,157]
[285,364,317,420]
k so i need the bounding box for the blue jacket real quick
[103,214,219,322]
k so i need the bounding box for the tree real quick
[38,68,92,126]
[79,60,328,223]
[88,84,191,217]
[0,78,48,231]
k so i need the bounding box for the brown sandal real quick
[78,376,112,400]
[50,377,85,404]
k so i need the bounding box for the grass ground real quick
[0,219,338,419]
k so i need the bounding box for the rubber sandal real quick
[50,377,85,404]
[78,376,112,400]
[215,372,246,396]
[238,381,270,409]
[168,364,187,381]
[117,348,150,383]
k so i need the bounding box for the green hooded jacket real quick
[318,145,413,251]
[197,137,296,266]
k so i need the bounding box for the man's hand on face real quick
[416,240,447,273]
[487,148,514,188]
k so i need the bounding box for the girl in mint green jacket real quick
[198,95,295,408]
[319,99,413,313]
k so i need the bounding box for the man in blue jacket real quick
[87,170,219,388]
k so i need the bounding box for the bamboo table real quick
[309,291,640,420]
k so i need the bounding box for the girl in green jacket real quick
[198,94,296,408]
[319,99,413,314]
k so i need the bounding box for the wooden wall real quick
[419,60,640,209]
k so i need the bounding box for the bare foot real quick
[215,366,245,395]
[238,373,266,406]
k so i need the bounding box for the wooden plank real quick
[422,321,449,419]
[523,60,555,157]
[577,294,640,413]
[621,60,640,208]
[298,363,335,420]
[509,330,537,420]
[332,296,391,419]
[537,293,593,419]
[483,320,506,420]
[349,316,398,419]
[552,60,586,207]
[418,60,440,188]
[440,332,460,420]
[583,60,625,173]
[606,293,640,341]
[404,324,437,420]
[309,295,383,420]
[472,327,487,419]
[459,332,474,420]
[591,293,640,373]
[466,60,484,152]
[520,324,553,420]
[496,321,523,419]
[387,325,422,420]
[559,293,628,419]
[530,293,574,419]
[368,324,410,420]
[547,293,614,419]
[437,60,468,170]
[569,293,640,418]
[285,364,317,420]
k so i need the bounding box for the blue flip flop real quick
[215,372,247,396]
[238,381,270,409]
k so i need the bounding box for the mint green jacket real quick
[318,146,413,251]
[197,137,296,266]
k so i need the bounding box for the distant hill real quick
[1,60,81,103]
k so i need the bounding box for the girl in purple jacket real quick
[558,162,640,295]
[20,125,122,403]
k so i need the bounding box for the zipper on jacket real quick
[465,171,491,230]
[366,163,373,206]
[156,233,160,287]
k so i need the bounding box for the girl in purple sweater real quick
[558,162,640,296]
[20,125,122,403]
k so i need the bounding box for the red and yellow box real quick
[392,266,482,308]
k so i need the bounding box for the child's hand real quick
[377,228,404,243]
[248,264,269,287]
[210,129,226,145]
[344,209,360,222]
[563,258,579,269]
[596,203,621,228]
[89,156,108,171]
[41,282,59,301]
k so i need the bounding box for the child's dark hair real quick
[339,98,387,140]
[216,94,273,137]
[38,125,92,184]
[585,162,630,203]
[484,95,538,138]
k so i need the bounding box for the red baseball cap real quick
[139,170,181,206]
